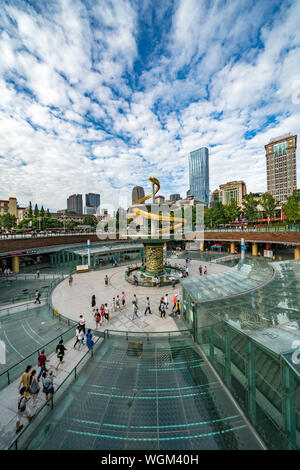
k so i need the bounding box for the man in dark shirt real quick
[55,339,66,371]
[37,349,49,381]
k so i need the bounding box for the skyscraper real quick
[265,134,297,203]
[67,194,83,214]
[85,193,100,215]
[132,186,145,205]
[188,147,209,206]
[170,193,181,202]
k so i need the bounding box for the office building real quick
[85,193,100,215]
[188,147,209,206]
[170,193,181,202]
[67,194,83,214]
[219,181,247,205]
[132,186,145,205]
[265,134,297,203]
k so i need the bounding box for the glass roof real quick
[66,242,144,256]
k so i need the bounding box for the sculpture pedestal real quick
[143,240,165,278]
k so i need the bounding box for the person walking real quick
[164,294,169,310]
[160,300,166,318]
[100,304,105,322]
[16,387,32,433]
[133,294,138,308]
[86,329,94,351]
[111,297,116,312]
[68,274,73,286]
[94,308,101,330]
[36,269,40,279]
[34,289,41,304]
[55,339,66,371]
[73,325,80,349]
[172,294,177,312]
[204,266,207,275]
[104,303,110,321]
[76,327,85,351]
[37,350,49,381]
[41,370,54,402]
[104,275,109,286]
[18,365,32,397]
[29,369,40,406]
[175,299,181,316]
[185,266,189,276]
[131,301,139,320]
[199,265,202,275]
[116,295,120,310]
[121,292,125,308]
[91,295,96,311]
[144,297,151,315]
[79,314,86,334]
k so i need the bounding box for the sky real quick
[0,0,300,212]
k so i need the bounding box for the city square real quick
[0,0,300,458]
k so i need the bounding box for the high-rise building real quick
[85,193,100,215]
[132,186,145,205]
[265,134,297,203]
[219,181,247,205]
[170,193,181,202]
[67,194,83,214]
[188,147,209,206]
[210,189,223,207]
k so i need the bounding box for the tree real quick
[224,199,241,223]
[204,203,226,227]
[28,201,33,218]
[1,213,17,229]
[46,208,50,217]
[40,206,45,218]
[83,215,97,227]
[283,192,300,223]
[242,193,259,223]
[34,204,39,218]
[260,193,277,221]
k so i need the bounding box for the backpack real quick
[18,396,26,412]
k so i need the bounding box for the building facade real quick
[132,186,145,205]
[170,193,181,202]
[0,197,18,217]
[85,193,100,215]
[219,181,247,205]
[265,134,297,203]
[67,194,83,214]
[188,147,209,206]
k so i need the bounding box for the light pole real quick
[87,239,91,267]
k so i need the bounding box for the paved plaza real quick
[52,256,230,333]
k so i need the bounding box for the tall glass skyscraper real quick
[188,147,209,205]
[85,193,100,215]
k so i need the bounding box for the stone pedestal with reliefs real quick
[144,241,165,277]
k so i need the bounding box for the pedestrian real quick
[164,294,169,309]
[104,275,108,286]
[116,295,120,309]
[199,265,202,275]
[29,369,40,405]
[185,266,189,276]
[131,301,139,320]
[55,339,66,370]
[16,387,32,433]
[41,370,54,401]
[175,299,181,316]
[204,266,207,275]
[36,269,40,279]
[160,300,166,318]
[68,274,73,286]
[34,289,41,304]
[73,325,80,349]
[37,349,49,381]
[111,297,116,312]
[94,308,101,330]
[121,292,125,308]
[77,327,85,351]
[172,294,177,312]
[100,304,105,321]
[86,329,94,350]
[79,314,86,334]
[104,303,110,321]
[91,295,96,311]
[144,297,151,315]
[18,365,32,397]
[133,294,138,307]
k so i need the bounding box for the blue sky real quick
[0,0,299,211]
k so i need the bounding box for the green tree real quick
[284,192,300,223]
[260,193,277,221]
[242,193,259,223]
[28,201,33,218]
[46,208,50,217]
[204,203,226,227]
[224,199,241,223]
[1,213,17,229]
[40,206,45,218]
[83,215,97,227]
[34,204,39,218]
